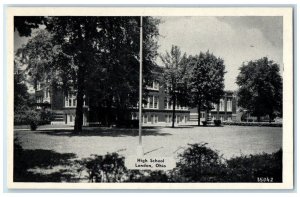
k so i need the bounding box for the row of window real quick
[132,114,188,124]
[64,93,86,108]
[211,99,232,112]
[211,115,232,122]
[142,96,188,110]
[146,81,159,90]
[143,95,159,109]
[65,114,87,125]
[164,98,188,110]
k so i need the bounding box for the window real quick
[37,82,41,91]
[227,99,232,112]
[211,103,217,111]
[166,115,172,123]
[143,115,148,123]
[132,113,138,120]
[70,115,73,122]
[65,93,77,107]
[149,96,153,108]
[201,112,205,118]
[176,115,181,123]
[219,99,224,111]
[73,99,77,107]
[45,88,49,98]
[153,81,159,90]
[164,98,168,109]
[165,115,168,123]
[155,115,158,123]
[164,98,172,109]
[154,96,158,109]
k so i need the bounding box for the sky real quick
[156,16,283,91]
[14,16,283,91]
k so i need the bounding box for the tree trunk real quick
[74,65,85,133]
[172,95,176,128]
[197,103,201,126]
[217,103,220,120]
[73,23,86,133]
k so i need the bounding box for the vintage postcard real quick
[6,7,294,189]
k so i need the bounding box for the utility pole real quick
[137,16,144,157]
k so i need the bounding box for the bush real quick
[226,149,282,182]
[13,140,282,183]
[214,120,222,126]
[223,122,282,127]
[82,153,127,182]
[39,108,53,125]
[202,121,207,126]
[14,109,53,129]
[14,109,40,130]
[171,143,227,182]
[116,120,139,128]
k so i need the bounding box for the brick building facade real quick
[34,80,236,126]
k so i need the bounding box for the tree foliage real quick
[14,70,31,113]
[16,29,71,89]
[188,51,226,124]
[160,45,190,128]
[236,57,282,122]
[16,16,160,131]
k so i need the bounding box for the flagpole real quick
[137,16,144,156]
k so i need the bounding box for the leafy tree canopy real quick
[160,45,190,127]
[236,57,282,121]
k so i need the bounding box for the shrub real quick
[226,149,282,182]
[14,109,53,129]
[13,140,282,183]
[171,143,227,182]
[82,153,127,182]
[202,121,207,126]
[223,122,282,127]
[116,120,139,128]
[214,120,222,126]
[39,108,53,125]
[127,170,170,182]
[14,109,40,130]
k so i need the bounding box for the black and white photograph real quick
[7,7,294,189]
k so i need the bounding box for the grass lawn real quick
[14,125,282,160]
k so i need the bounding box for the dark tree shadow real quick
[14,139,78,182]
[35,127,172,137]
[164,126,196,129]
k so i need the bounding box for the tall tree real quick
[189,51,225,125]
[48,16,160,131]
[47,16,122,132]
[236,57,282,122]
[18,16,160,132]
[160,45,190,128]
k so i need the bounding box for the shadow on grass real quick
[14,140,78,182]
[164,126,193,129]
[36,127,172,137]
